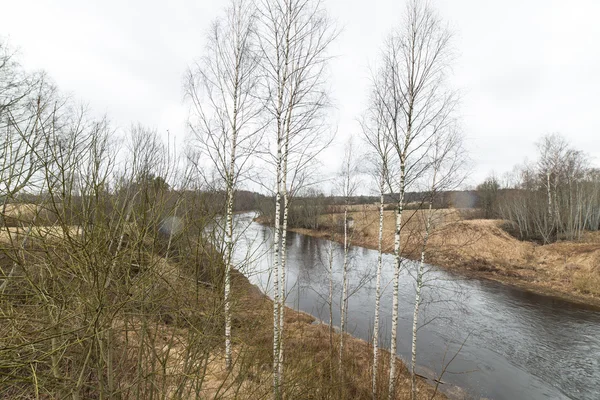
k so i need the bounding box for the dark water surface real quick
[232,213,600,400]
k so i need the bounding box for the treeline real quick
[313,190,478,209]
[478,133,600,243]
[258,189,481,231]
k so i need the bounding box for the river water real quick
[232,213,600,400]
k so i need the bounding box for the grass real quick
[0,209,447,399]
[209,270,448,399]
[285,207,600,308]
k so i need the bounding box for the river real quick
[232,213,600,400]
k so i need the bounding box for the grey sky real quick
[2,0,599,190]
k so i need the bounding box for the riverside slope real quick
[267,208,600,308]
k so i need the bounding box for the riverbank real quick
[217,270,449,399]
[258,208,600,308]
[0,228,445,399]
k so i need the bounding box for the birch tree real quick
[372,1,456,397]
[410,127,465,400]
[185,0,261,369]
[498,134,599,243]
[360,95,393,400]
[258,0,336,393]
[336,137,360,396]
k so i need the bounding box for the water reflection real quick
[233,213,600,400]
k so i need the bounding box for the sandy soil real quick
[282,208,600,308]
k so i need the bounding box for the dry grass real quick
[1,213,445,399]
[0,225,82,244]
[2,202,40,220]
[0,202,57,227]
[289,208,600,307]
[133,267,446,399]
[206,271,447,399]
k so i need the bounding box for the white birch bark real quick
[411,199,433,400]
[380,2,454,396]
[339,207,349,372]
[277,126,290,381]
[338,138,357,389]
[388,159,405,399]
[224,134,237,369]
[547,172,553,232]
[372,167,386,399]
[277,190,288,379]
[258,1,337,394]
[272,142,282,396]
[185,0,261,373]
[164,201,180,261]
[269,8,288,392]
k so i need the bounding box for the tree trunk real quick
[388,160,405,400]
[411,200,433,400]
[328,239,335,366]
[278,132,290,382]
[272,134,283,397]
[372,170,385,399]
[339,206,349,395]
[224,156,236,370]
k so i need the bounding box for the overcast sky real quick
[2,0,599,190]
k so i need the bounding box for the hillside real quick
[0,203,446,399]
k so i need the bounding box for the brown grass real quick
[0,213,446,399]
[287,208,600,308]
[208,271,447,399]
[133,267,446,399]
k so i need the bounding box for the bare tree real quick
[336,138,360,395]
[477,174,500,219]
[257,0,337,394]
[537,133,569,229]
[360,94,394,400]
[371,1,456,397]
[498,133,599,244]
[0,42,48,222]
[185,0,261,369]
[410,127,466,400]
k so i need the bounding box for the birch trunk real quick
[388,160,405,400]
[271,11,288,392]
[223,178,235,370]
[278,131,290,381]
[339,207,349,384]
[272,135,282,397]
[411,200,433,400]
[223,56,241,369]
[328,239,335,354]
[185,0,260,380]
[372,168,385,399]
[259,0,336,394]
[547,172,553,237]
[223,109,238,368]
